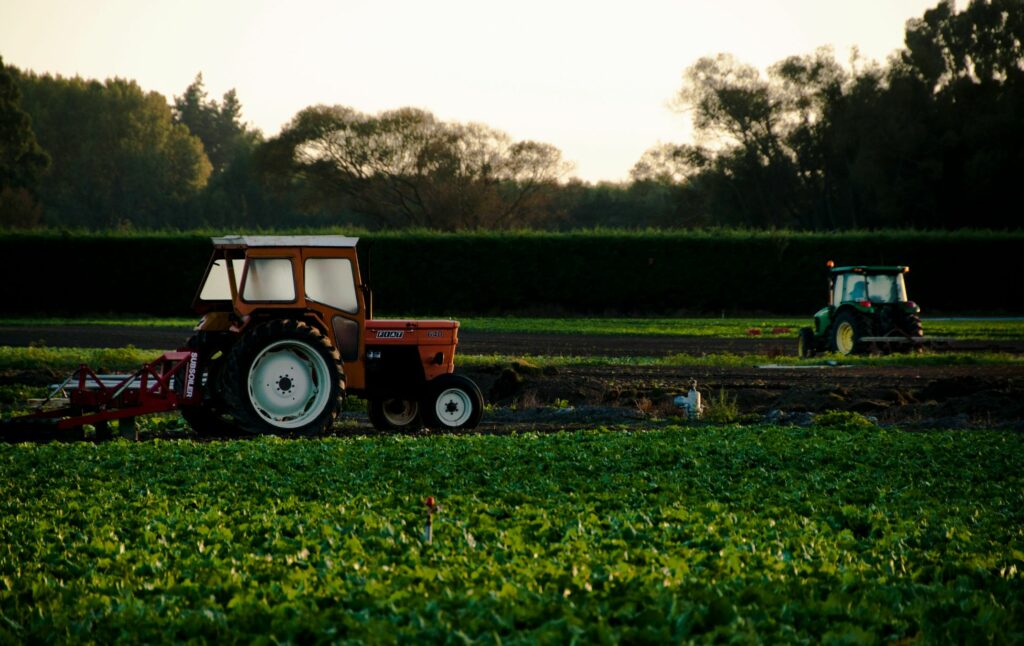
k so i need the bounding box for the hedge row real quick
[1,230,1020,316]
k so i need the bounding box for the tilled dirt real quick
[462,361,1024,431]
[2,325,1022,431]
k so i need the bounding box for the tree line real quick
[1,0,1021,231]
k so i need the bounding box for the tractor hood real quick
[365,320,460,346]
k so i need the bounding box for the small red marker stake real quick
[423,496,439,544]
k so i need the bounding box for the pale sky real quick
[1,0,946,182]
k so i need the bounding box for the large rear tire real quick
[900,312,924,337]
[222,320,344,436]
[368,399,423,431]
[422,374,484,431]
[830,311,868,356]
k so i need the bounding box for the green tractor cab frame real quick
[798,261,940,357]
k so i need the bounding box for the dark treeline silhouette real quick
[1,0,1021,231]
[634,0,1024,230]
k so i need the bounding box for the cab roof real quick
[211,235,359,249]
[831,265,907,275]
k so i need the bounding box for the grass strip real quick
[457,351,1024,369]
[2,317,1022,340]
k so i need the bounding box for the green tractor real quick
[798,261,924,357]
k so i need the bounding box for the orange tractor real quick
[3,236,484,440]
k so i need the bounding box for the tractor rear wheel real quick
[797,327,816,358]
[368,399,423,431]
[900,312,924,337]
[222,320,344,436]
[422,374,484,430]
[830,311,868,355]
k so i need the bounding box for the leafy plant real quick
[633,396,654,417]
[702,387,740,423]
[814,409,879,431]
[0,427,1021,642]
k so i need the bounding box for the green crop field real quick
[1,425,1022,642]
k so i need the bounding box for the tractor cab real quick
[829,266,910,308]
[192,235,369,368]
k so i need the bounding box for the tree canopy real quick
[174,73,260,176]
[0,56,50,228]
[641,0,1024,230]
[15,71,211,228]
[259,106,572,230]
[2,0,1021,231]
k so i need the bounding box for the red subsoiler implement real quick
[1,351,200,442]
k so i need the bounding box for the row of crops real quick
[2,425,1022,642]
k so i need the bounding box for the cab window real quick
[242,258,296,302]
[304,258,359,313]
[198,259,243,301]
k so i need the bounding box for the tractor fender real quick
[833,303,869,322]
[830,304,873,339]
[812,307,833,337]
[242,310,331,337]
[900,300,921,315]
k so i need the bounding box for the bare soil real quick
[462,361,1024,432]
[2,325,1022,431]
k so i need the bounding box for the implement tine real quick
[38,370,81,411]
[111,366,144,401]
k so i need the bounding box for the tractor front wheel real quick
[830,311,868,356]
[368,399,423,432]
[797,327,816,358]
[422,374,484,430]
[222,320,344,436]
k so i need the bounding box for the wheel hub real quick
[382,399,419,425]
[435,388,472,427]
